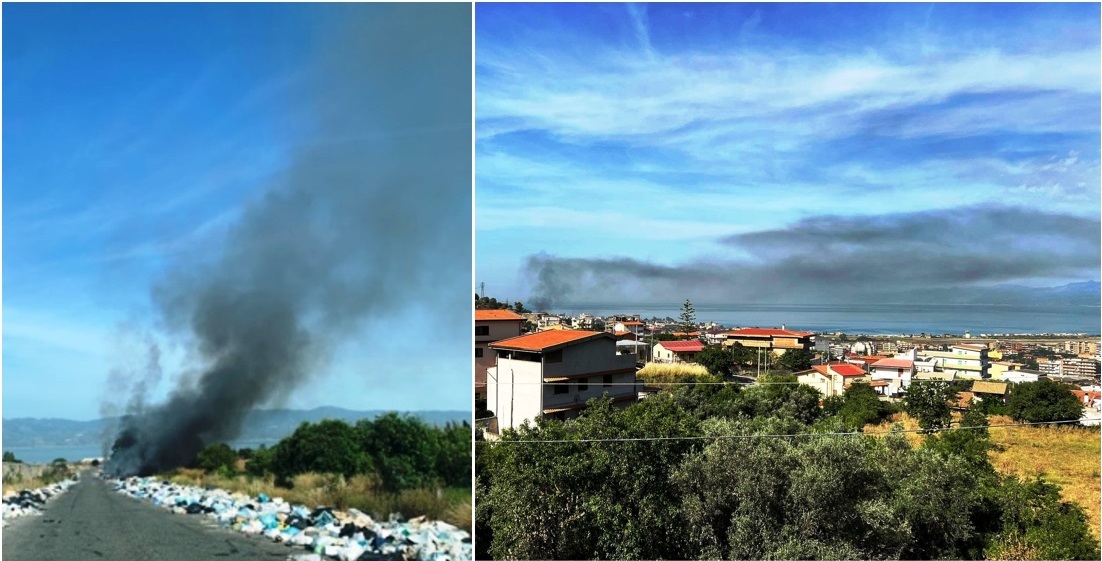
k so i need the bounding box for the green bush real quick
[1007,379,1083,424]
[196,443,238,474]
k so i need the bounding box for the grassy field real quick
[866,413,1101,540]
[985,414,1100,540]
[164,469,471,532]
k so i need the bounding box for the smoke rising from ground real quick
[524,205,1100,309]
[105,4,471,476]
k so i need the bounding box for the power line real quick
[477,419,1091,444]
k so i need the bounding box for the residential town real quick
[475,305,1102,434]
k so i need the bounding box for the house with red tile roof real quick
[722,327,813,355]
[475,309,526,401]
[653,340,706,364]
[485,330,638,433]
[797,362,870,397]
[611,320,645,338]
[870,357,916,397]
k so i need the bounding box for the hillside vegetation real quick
[866,412,1101,540]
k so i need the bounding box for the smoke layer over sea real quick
[104,5,471,476]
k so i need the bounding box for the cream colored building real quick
[917,344,989,379]
[797,363,870,398]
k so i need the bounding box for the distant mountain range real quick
[2,407,470,449]
[899,281,1100,307]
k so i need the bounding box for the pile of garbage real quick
[1,479,77,527]
[112,476,471,561]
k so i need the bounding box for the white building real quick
[486,330,637,433]
[797,363,870,398]
[653,340,705,363]
[917,344,989,379]
[869,357,915,397]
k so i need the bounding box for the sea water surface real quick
[6,440,282,465]
[554,303,1100,336]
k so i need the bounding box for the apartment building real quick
[475,309,526,401]
[723,327,813,355]
[486,330,637,432]
[917,344,989,379]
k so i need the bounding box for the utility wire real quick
[477,419,1091,444]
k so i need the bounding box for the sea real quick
[553,303,1101,336]
[6,439,282,465]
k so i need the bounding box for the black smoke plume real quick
[523,206,1099,308]
[105,4,471,476]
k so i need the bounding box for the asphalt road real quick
[2,471,293,561]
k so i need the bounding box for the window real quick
[475,348,483,358]
[577,377,588,391]
[553,383,568,395]
[475,326,490,336]
[545,349,563,363]
[603,375,613,387]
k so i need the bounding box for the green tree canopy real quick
[904,381,955,430]
[195,442,238,474]
[775,349,813,372]
[695,345,733,378]
[1006,378,1083,424]
[273,419,371,485]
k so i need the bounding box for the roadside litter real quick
[1,479,78,527]
[111,476,472,561]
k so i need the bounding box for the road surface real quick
[2,471,293,561]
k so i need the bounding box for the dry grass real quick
[2,463,73,494]
[865,413,1101,540]
[986,414,1101,540]
[637,362,710,386]
[862,412,927,447]
[164,469,471,531]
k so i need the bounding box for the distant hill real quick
[1,407,470,449]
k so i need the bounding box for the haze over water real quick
[554,303,1101,336]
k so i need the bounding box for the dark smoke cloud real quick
[105,4,471,476]
[524,205,1099,308]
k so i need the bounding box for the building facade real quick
[475,309,526,401]
[722,328,813,355]
[486,330,637,432]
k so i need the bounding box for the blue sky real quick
[476,3,1100,308]
[4,3,472,420]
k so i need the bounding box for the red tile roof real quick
[618,321,644,326]
[490,329,607,352]
[853,355,889,365]
[657,340,705,353]
[872,358,914,369]
[475,309,526,321]
[813,363,867,377]
[727,328,813,338]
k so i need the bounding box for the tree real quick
[273,420,371,485]
[195,442,238,474]
[988,476,1100,560]
[695,345,733,378]
[729,343,757,371]
[1006,378,1083,423]
[2,451,21,463]
[775,349,812,372]
[904,381,955,430]
[679,299,696,333]
[827,382,889,429]
[925,407,994,474]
